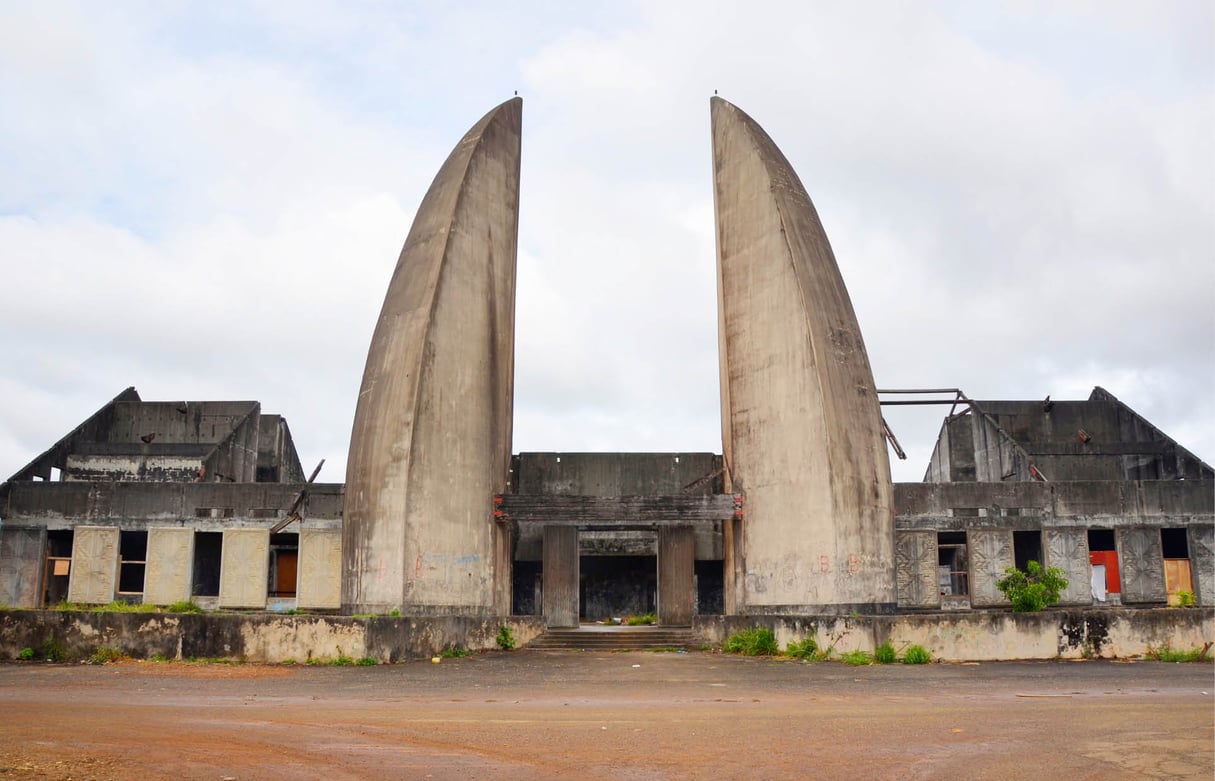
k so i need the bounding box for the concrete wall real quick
[343,98,521,616]
[711,97,894,613]
[0,610,545,663]
[694,607,1213,661]
[0,527,44,608]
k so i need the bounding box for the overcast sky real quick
[1,0,1211,485]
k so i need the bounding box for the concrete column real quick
[0,527,45,608]
[542,526,578,628]
[219,529,269,609]
[298,529,342,610]
[722,517,745,614]
[68,526,119,605]
[658,526,695,625]
[143,527,194,605]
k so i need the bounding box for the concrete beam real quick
[342,98,522,615]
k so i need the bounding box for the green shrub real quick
[840,650,873,666]
[626,613,657,626]
[496,625,516,651]
[785,637,819,660]
[18,647,34,661]
[874,641,897,664]
[996,560,1068,612]
[441,646,471,659]
[92,600,156,613]
[1174,590,1197,608]
[166,600,204,614]
[389,609,401,617]
[355,657,378,666]
[724,627,778,656]
[282,658,298,665]
[902,645,932,665]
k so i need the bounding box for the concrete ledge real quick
[0,611,545,663]
[693,608,1214,661]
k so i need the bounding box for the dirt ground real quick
[0,651,1211,781]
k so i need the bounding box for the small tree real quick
[996,560,1068,612]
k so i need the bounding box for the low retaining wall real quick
[694,608,1214,661]
[0,611,546,663]
[1,608,1209,663]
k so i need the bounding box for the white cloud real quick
[0,0,1210,486]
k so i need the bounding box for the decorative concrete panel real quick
[1190,526,1215,607]
[895,531,939,609]
[143,528,194,606]
[298,529,341,610]
[967,529,1012,607]
[219,529,269,609]
[68,526,119,605]
[1043,528,1091,605]
[1117,527,1166,604]
[0,527,45,608]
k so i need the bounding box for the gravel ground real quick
[0,652,1211,780]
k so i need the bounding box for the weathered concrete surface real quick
[67,526,118,604]
[694,607,1213,661]
[218,529,269,609]
[0,526,43,608]
[542,526,578,627]
[297,528,342,610]
[711,97,894,613]
[343,98,521,615]
[143,527,194,605]
[0,610,545,663]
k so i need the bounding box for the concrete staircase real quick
[526,625,699,651]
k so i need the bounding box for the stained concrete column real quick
[219,529,269,609]
[0,527,45,608]
[298,529,342,610]
[658,526,694,626]
[68,526,119,605]
[143,528,194,605]
[542,526,578,628]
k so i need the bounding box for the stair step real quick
[526,626,700,651]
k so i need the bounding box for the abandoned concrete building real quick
[1,97,1211,638]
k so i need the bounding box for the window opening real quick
[1013,530,1042,572]
[42,530,74,606]
[117,531,148,597]
[268,533,299,598]
[1161,528,1194,604]
[192,532,223,597]
[937,531,968,596]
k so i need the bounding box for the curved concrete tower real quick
[342,98,521,615]
[711,97,894,614]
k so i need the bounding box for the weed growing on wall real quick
[626,613,657,626]
[1173,590,1197,608]
[1145,643,1212,663]
[18,647,34,661]
[496,625,516,651]
[902,645,932,664]
[874,642,897,664]
[724,628,778,656]
[785,637,819,660]
[840,650,873,666]
[996,560,1068,612]
[166,600,204,613]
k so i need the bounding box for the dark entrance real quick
[579,555,656,620]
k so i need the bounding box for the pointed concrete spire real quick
[711,97,894,613]
[343,98,522,615]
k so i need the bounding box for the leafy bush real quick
[724,627,778,656]
[18,647,34,661]
[441,646,471,659]
[355,657,379,666]
[840,650,873,666]
[166,600,204,614]
[496,625,516,651]
[1174,590,1197,608]
[626,613,657,626]
[39,636,68,662]
[785,637,819,660]
[874,641,897,664]
[91,601,156,614]
[995,560,1068,612]
[902,645,932,665]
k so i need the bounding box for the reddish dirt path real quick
[0,652,1211,780]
